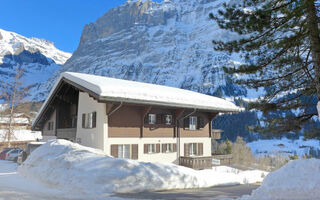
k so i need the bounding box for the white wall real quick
[76,92,107,152]
[75,92,211,164]
[107,137,211,164]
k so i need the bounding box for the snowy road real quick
[114,184,259,200]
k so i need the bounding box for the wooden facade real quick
[108,104,217,139]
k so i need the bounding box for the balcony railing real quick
[211,129,223,139]
[180,156,213,170]
[56,128,76,141]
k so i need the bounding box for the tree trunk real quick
[305,0,320,120]
[7,75,17,148]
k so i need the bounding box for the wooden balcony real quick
[211,129,223,139]
[56,128,76,141]
[211,154,233,165]
[180,156,213,170]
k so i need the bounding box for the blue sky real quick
[0,0,128,53]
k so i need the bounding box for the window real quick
[184,143,203,156]
[148,144,156,153]
[111,144,138,160]
[166,143,172,153]
[144,143,160,154]
[82,112,96,128]
[148,114,156,124]
[47,122,54,130]
[118,144,131,159]
[162,143,177,153]
[189,116,197,130]
[189,143,198,156]
[165,115,172,125]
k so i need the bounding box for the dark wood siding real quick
[108,105,141,137]
[108,105,213,138]
[198,143,203,156]
[131,144,138,160]
[162,144,166,153]
[110,145,118,157]
[173,143,177,152]
[179,112,210,137]
[184,143,189,156]
[156,144,160,153]
[144,144,148,153]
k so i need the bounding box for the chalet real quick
[0,113,32,130]
[32,72,240,167]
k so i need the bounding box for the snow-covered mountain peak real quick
[0,29,71,65]
[0,28,72,101]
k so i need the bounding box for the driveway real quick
[114,184,259,200]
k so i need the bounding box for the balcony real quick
[180,156,213,170]
[211,129,223,139]
[56,128,76,141]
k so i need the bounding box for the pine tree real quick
[210,0,320,134]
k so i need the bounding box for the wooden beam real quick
[175,108,185,120]
[209,112,218,121]
[106,103,115,115]
[208,112,218,138]
[174,108,184,137]
[142,106,152,118]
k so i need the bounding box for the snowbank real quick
[240,159,320,200]
[19,140,266,196]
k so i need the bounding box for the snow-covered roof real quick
[64,72,240,111]
[0,117,30,124]
[34,72,241,127]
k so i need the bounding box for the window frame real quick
[164,114,173,125]
[189,116,197,130]
[165,143,173,153]
[148,144,156,154]
[148,114,156,124]
[82,112,96,129]
[118,144,131,159]
[189,143,198,156]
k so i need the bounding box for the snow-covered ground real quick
[1,140,319,200]
[0,160,87,200]
[247,137,320,157]
[0,129,42,142]
[239,159,320,200]
[17,139,266,198]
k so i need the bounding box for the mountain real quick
[44,0,249,99]
[37,0,261,140]
[0,29,71,100]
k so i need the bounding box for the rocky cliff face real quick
[0,29,71,100]
[45,0,248,99]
